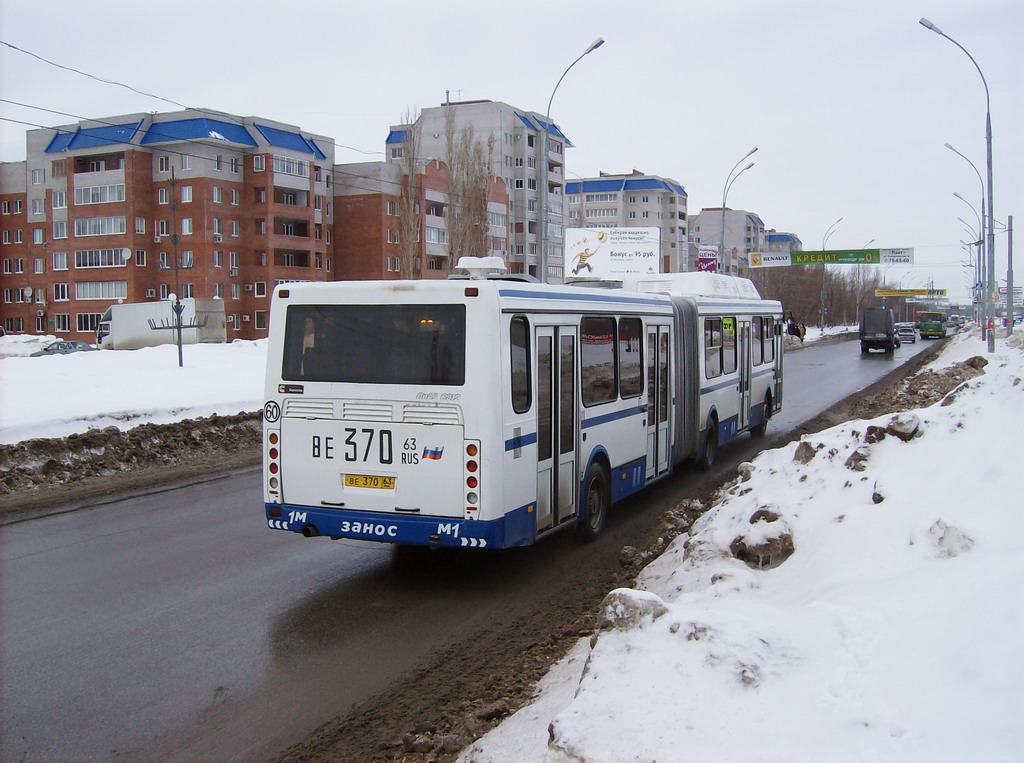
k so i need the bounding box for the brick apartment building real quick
[0,109,335,343]
[333,157,510,281]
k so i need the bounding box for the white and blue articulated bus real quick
[262,259,783,549]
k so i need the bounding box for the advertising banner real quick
[748,252,793,268]
[565,227,661,278]
[697,246,718,272]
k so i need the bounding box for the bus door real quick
[645,325,671,479]
[535,325,578,533]
[738,319,752,430]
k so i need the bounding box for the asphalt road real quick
[0,335,937,762]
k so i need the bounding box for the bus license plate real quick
[344,473,396,490]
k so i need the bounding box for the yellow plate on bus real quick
[344,473,396,490]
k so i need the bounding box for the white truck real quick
[96,298,227,350]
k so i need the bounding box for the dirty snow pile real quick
[0,335,266,445]
[462,329,1024,763]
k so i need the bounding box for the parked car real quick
[29,340,98,357]
[896,323,917,344]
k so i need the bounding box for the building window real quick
[158,187,169,204]
[391,147,404,159]
[181,218,192,235]
[74,249,129,268]
[213,218,223,235]
[74,216,127,237]
[230,157,239,173]
[386,256,400,272]
[180,186,193,203]
[255,281,267,297]
[160,284,170,299]
[75,280,128,300]
[214,250,223,267]
[54,314,70,332]
[183,283,194,298]
[32,229,44,244]
[231,284,240,299]
[213,283,223,298]
[53,251,68,270]
[229,251,240,269]
[52,159,67,178]
[386,229,400,244]
[157,220,170,236]
[135,217,146,234]
[77,313,104,332]
[31,168,44,184]
[231,189,240,205]
[31,198,43,215]
[54,283,69,301]
[253,155,265,172]
[158,156,170,172]
[231,220,239,237]
[135,250,146,267]
[213,187,222,203]
[386,200,398,216]
[34,257,45,274]
[255,310,267,330]
[74,184,126,205]
[52,190,67,209]
[272,155,309,178]
[181,154,191,171]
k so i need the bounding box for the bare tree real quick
[396,108,422,279]
[444,106,495,270]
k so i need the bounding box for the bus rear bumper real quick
[265,502,536,549]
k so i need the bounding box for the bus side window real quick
[581,316,616,405]
[752,316,763,365]
[722,317,737,374]
[705,318,722,378]
[618,317,643,398]
[510,316,531,413]
[764,317,775,362]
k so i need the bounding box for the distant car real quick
[896,324,917,344]
[29,340,98,357]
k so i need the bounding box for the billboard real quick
[697,246,719,272]
[565,227,661,278]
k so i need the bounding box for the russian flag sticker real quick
[422,446,444,460]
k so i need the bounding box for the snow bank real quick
[0,337,266,444]
[462,329,1024,763]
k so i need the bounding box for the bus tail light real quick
[465,441,481,515]
[266,429,281,496]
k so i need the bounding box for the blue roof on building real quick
[385,129,408,144]
[516,114,538,131]
[141,118,257,147]
[44,120,144,153]
[567,177,687,197]
[254,123,327,160]
[766,233,799,243]
[748,214,766,227]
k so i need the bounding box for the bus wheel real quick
[752,392,772,437]
[578,462,609,542]
[700,420,718,471]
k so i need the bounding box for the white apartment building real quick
[688,207,766,275]
[386,99,570,281]
[565,170,689,273]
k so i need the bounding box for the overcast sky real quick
[2,0,1020,304]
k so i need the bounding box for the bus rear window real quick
[282,304,466,385]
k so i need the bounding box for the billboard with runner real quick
[564,227,661,278]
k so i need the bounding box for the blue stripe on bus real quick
[581,404,646,429]
[505,431,538,451]
[700,378,740,394]
[497,288,668,308]
[266,501,537,549]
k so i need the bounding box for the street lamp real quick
[719,147,757,275]
[819,217,842,327]
[921,18,995,351]
[539,37,604,283]
[946,143,987,335]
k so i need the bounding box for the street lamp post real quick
[946,143,987,336]
[921,18,995,351]
[856,238,875,325]
[539,37,604,283]
[819,217,842,327]
[719,148,757,275]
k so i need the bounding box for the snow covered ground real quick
[0,335,266,445]
[461,328,1024,763]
